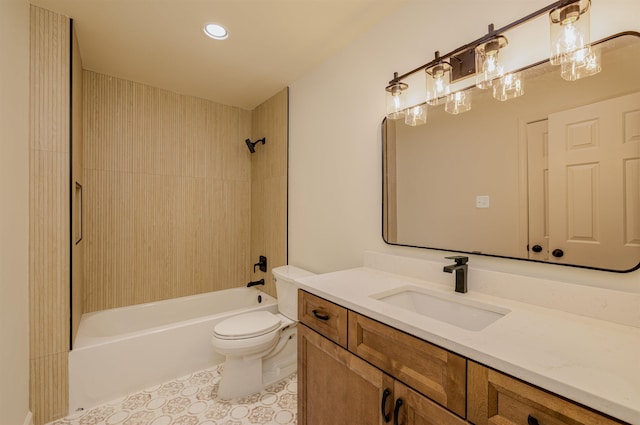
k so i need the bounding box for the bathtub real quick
[69,287,278,412]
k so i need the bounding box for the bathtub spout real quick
[247,279,265,288]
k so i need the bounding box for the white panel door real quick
[527,120,550,261]
[547,91,640,270]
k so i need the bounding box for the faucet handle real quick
[445,255,468,265]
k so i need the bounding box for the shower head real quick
[245,137,266,154]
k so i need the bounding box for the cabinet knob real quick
[552,249,564,258]
[528,415,540,425]
[381,389,391,423]
[311,310,329,321]
[393,398,403,425]
[531,245,543,253]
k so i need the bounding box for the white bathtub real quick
[69,287,278,412]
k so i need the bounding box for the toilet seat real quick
[214,311,282,340]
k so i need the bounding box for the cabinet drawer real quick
[467,361,627,425]
[348,311,467,418]
[299,290,348,348]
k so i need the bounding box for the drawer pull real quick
[528,415,540,425]
[312,310,330,321]
[381,389,391,423]
[393,398,403,425]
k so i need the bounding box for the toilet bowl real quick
[211,265,314,399]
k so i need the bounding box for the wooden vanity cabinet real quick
[298,290,628,425]
[299,290,467,424]
[467,361,628,425]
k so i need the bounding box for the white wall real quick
[0,0,31,423]
[289,0,640,291]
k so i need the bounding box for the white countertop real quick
[297,267,640,424]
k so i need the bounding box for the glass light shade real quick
[425,62,451,105]
[560,44,601,81]
[404,104,427,126]
[492,72,524,101]
[385,80,409,120]
[445,91,472,115]
[549,0,591,65]
[475,37,507,89]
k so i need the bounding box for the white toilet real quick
[211,265,314,399]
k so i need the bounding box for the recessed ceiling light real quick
[203,23,228,40]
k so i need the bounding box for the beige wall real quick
[83,71,253,311]
[0,0,31,423]
[29,6,71,425]
[250,89,289,297]
[289,0,640,291]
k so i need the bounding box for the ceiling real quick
[30,0,408,110]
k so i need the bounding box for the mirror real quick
[383,32,640,272]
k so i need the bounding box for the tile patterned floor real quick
[47,364,297,425]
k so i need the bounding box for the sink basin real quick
[371,286,509,331]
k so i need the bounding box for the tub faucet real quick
[247,279,265,288]
[443,256,468,294]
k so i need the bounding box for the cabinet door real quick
[348,311,467,417]
[298,324,394,425]
[394,381,468,425]
[467,361,627,425]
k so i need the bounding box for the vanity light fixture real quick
[384,0,600,123]
[385,72,409,120]
[203,23,229,40]
[475,25,508,89]
[425,52,452,105]
[549,0,591,65]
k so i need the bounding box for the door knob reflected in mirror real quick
[552,249,564,258]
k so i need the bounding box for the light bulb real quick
[493,72,524,101]
[560,44,601,81]
[404,105,427,126]
[385,79,408,120]
[425,62,451,105]
[445,91,472,115]
[475,37,507,89]
[549,1,591,65]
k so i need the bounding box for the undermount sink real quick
[371,286,510,331]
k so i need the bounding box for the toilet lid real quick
[214,311,281,339]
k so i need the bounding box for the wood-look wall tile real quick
[84,73,253,311]
[30,353,69,425]
[29,150,70,358]
[30,7,71,424]
[29,6,69,154]
[250,89,289,298]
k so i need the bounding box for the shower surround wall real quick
[250,88,289,296]
[83,71,253,312]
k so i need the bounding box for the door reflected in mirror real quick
[383,33,640,272]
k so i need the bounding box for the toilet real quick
[211,265,314,399]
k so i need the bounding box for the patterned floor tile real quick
[47,365,297,425]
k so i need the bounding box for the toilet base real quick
[217,326,297,400]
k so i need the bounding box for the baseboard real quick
[23,410,33,425]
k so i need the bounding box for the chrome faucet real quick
[443,256,468,293]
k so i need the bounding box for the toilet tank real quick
[272,265,315,320]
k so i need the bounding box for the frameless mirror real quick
[383,32,640,272]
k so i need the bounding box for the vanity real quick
[295,252,640,425]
